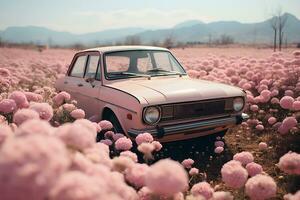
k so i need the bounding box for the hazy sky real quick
[0,0,299,33]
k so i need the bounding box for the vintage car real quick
[55,46,249,142]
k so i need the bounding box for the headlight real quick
[233,97,244,111]
[143,106,161,125]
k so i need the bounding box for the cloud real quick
[74,9,214,31]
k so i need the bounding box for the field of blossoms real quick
[0,46,299,200]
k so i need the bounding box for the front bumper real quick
[128,113,249,139]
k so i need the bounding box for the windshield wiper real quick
[108,72,151,79]
[147,68,185,77]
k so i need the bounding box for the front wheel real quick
[107,113,124,134]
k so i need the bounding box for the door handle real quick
[77,83,83,87]
[64,81,68,84]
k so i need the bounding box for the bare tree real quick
[124,36,141,45]
[278,11,288,51]
[270,16,278,52]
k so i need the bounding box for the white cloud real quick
[73,9,215,32]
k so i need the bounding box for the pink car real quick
[55,46,248,142]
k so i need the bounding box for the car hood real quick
[105,76,245,105]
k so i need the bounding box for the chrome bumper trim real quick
[128,113,249,138]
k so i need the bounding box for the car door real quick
[64,53,88,103]
[75,51,103,118]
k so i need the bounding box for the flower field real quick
[0,47,299,200]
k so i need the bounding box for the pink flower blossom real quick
[292,101,300,110]
[284,191,300,200]
[0,125,12,145]
[250,105,259,112]
[125,163,149,188]
[211,191,233,200]
[138,143,155,156]
[258,142,268,150]
[191,182,214,199]
[214,146,224,154]
[62,103,76,112]
[13,108,40,125]
[245,174,277,200]
[145,159,188,196]
[53,91,71,106]
[55,123,96,150]
[24,92,43,102]
[98,120,113,130]
[135,132,154,145]
[255,124,264,131]
[189,167,199,176]
[29,102,53,121]
[233,151,254,165]
[221,160,248,188]
[100,139,113,146]
[112,133,125,141]
[151,141,162,151]
[115,137,132,151]
[280,96,294,109]
[246,162,263,177]
[0,99,17,114]
[15,119,54,136]
[70,109,85,119]
[181,158,194,169]
[9,91,29,109]
[0,134,70,200]
[278,152,300,175]
[215,140,224,147]
[120,151,138,162]
[268,117,277,125]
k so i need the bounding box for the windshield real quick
[104,50,186,80]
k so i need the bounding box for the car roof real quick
[81,45,169,53]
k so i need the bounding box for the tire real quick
[107,112,124,134]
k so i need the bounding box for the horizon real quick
[1,0,300,34]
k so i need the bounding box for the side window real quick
[70,56,87,77]
[153,52,172,70]
[85,55,99,79]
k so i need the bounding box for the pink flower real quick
[125,163,149,188]
[55,123,96,150]
[0,125,12,145]
[98,120,113,130]
[0,134,70,200]
[100,139,113,146]
[24,92,43,102]
[13,108,40,125]
[15,119,54,136]
[268,117,277,125]
[53,91,71,106]
[211,191,233,200]
[245,174,277,200]
[70,109,85,119]
[189,167,199,176]
[258,142,268,150]
[120,151,138,162]
[221,160,248,188]
[115,137,132,151]
[145,159,188,196]
[284,191,300,200]
[246,162,263,177]
[9,91,29,109]
[112,133,125,141]
[0,99,17,114]
[280,96,294,109]
[104,131,114,139]
[214,146,224,154]
[181,158,194,169]
[278,152,300,175]
[138,143,155,156]
[62,103,76,112]
[215,140,224,147]
[233,151,254,165]
[255,124,264,131]
[191,182,214,199]
[135,132,154,145]
[29,102,53,121]
[293,101,300,110]
[250,105,259,112]
[151,141,162,151]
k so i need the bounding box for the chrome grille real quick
[161,98,233,121]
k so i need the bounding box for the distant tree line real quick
[270,9,288,51]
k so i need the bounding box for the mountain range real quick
[0,13,299,46]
